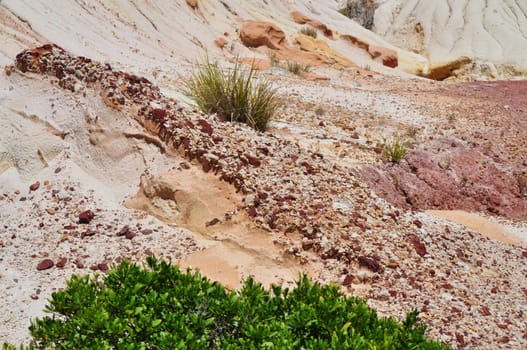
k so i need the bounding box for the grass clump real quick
[183,59,279,131]
[4,257,450,349]
[299,26,317,38]
[286,61,311,75]
[381,135,411,163]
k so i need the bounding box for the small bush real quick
[4,258,450,349]
[315,106,326,116]
[286,61,311,75]
[299,26,317,38]
[381,135,411,163]
[183,59,279,131]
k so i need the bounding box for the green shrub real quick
[4,257,450,349]
[286,61,311,75]
[183,59,279,131]
[381,135,411,163]
[299,26,317,38]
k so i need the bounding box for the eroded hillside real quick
[1,1,527,349]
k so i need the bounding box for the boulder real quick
[239,20,286,49]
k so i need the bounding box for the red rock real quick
[413,219,423,228]
[78,210,94,224]
[81,229,96,238]
[408,234,427,257]
[357,255,382,273]
[150,108,167,122]
[56,257,67,268]
[248,207,257,217]
[498,336,510,343]
[491,287,498,293]
[342,274,353,286]
[125,231,136,239]
[239,20,286,49]
[479,306,491,316]
[141,229,153,235]
[198,119,213,136]
[97,263,109,272]
[245,154,261,167]
[441,283,454,290]
[29,181,40,191]
[522,250,527,258]
[456,333,465,345]
[117,225,130,236]
[37,259,54,271]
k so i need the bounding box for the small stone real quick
[78,210,95,224]
[357,255,382,273]
[29,181,40,191]
[180,162,190,170]
[198,119,213,136]
[386,261,399,268]
[46,208,56,215]
[97,263,109,272]
[408,234,427,257]
[56,257,67,268]
[342,274,353,286]
[141,229,153,235]
[479,306,491,316]
[117,225,130,236]
[125,231,136,239]
[205,218,220,227]
[54,167,62,174]
[245,154,261,167]
[37,259,54,271]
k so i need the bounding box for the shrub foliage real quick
[4,257,450,349]
[183,59,279,131]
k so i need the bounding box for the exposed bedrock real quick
[362,138,527,219]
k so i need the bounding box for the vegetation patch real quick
[299,26,318,38]
[4,257,449,349]
[381,135,411,163]
[286,61,311,75]
[183,59,279,131]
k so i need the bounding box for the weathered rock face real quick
[341,35,398,68]
[368,44,398,68]
[239,20,286,49]
[427,57,472,80]
[362,139,527,219]
[290,11,334,39]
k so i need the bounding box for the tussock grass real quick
[299,26,317,38]
[183,59,279,131]
[286,61,310,75]
[381,135,411,163]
